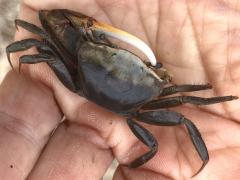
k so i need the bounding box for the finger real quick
[22,0,112,24]
[113,166,172,180]
[28,122,113,179]
[0,71,61,179]
[22,0,155,44]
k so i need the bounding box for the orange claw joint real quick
[92,21,157,66]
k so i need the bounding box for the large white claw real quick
[92,21,157,66]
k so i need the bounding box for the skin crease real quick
[0,0,240,179]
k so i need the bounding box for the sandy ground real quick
[0,1,117,179]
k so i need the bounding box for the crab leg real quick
[127,118,158,168]
[15,19,51,41]
[6,38,60,69]
[19,53,76,91]
[91,21,157,66]
[15,19,77,74]
[160,84,212,96]
[142,95,238,109]
[20,54,53,63]
[6,37,76,91]
[136,110,209,176]
[6,38,44,68]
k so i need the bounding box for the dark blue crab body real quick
[77,42,163,115]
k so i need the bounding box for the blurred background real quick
[0,0,117,179]
[0,0,19,82]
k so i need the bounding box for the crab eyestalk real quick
[91,21,157,66]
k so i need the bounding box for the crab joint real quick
[92,21,157,66]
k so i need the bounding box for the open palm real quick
[3,0,240,179]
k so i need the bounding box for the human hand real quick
[1,0,240,179]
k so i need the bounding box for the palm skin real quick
[1,0,240,179]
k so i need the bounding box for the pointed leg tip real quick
[221,95,238,102]
[191,160,208,178]
[8,62,14,70]
[206,83,212,88]
[128,161,140,169]
[232,96,239,100]
[128,164,134,168]
[18,63,22,73]
[14,19,19,30]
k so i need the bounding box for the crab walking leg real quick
[127,118,158,168]
[160,84,212,96]
[6,38,62,70]
[20,54,53,63]
[6,35,76,91]
[20,54,76,91]
[92,22,157,66]
[142,95,238,109]
[136,110,209,176]
[19,54,54,72]
[6,39,45,68]
[14,20,64,60]
[15,19,51,42]
[15,19,77,73]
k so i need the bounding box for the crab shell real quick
[39,9,166,115]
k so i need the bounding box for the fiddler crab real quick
[6,9,238,176]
